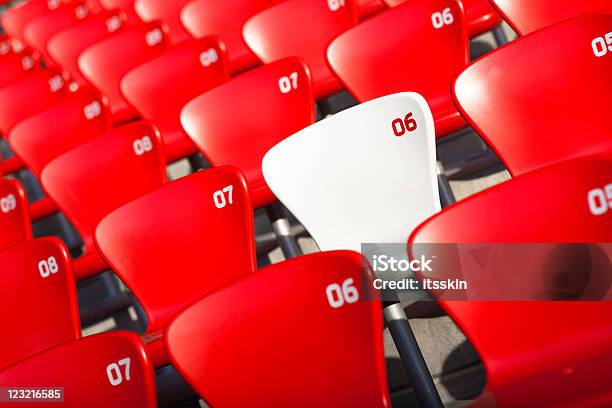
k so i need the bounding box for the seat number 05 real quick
[588,183,612,215]
[592,32,612,57]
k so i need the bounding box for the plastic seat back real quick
[328,0,469,137]
[41,121,166,254]
[409,154,612,407]
[78,21,168,124]
[166,251,390,408]
[95,166,256,335]
[47,10,127,86]
[385,0,500,37]
[491,0,610,35]
[1,0,51,42]
[21,1,90,65]
[453,13,612,176]
[120,37,229,162]
[358,0,386,19]
[0,331,157,408]
[180,0,273,74]
[134,0,191,43]
[181,57,315,208]
[0,49,39,88]
[0,238,80,370]
[9,86,110,176]
[243,0,358,99]
[99,0,140,22]
[0,69,67,135]
[0,179,32,252]
[263,92,440,252]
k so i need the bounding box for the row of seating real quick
[0,0,610,407]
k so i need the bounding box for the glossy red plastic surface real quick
[410,155,612,407]
[0,238,80,370]
[181,57,315,208]
[491,0,611,35]
[0,69,67,135]
[134,0,191,43]
[384,0,500,36]
[0,50,38,88]
[243,0,358,99]
[120,37,229,162]
[453,13,612,176]
[0,156,25,175]
[9,86,110,176]
[47,10,127,86]
[328,0,469,137]
[21,2,90,66]
[95,166,256,365]
[0,179,31,251]
[78,21,168,124]
[99,0,140,22]
[41,121,166,279]
[0,331,157,408]
[180,0,272,74]
[358,0,386,19]
[29,196,59,220]
[166,251,390,408]
[1,0,50,41]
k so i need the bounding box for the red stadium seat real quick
[384,0,500,37]
[243,0,358,99]
[86,0,104,13]
[0,49,39,88]
[21,1,90,66]
[95,166,256,366]
[99,0,140,23]
[41,121,166,280]
[491,0,611,35]
[120,37,229,162]
[327,0,469,137]
[180,57,315,208]
[1,0,51,42]
[0,237,80,370]
[0,179,32,251]
[0,69,67,135]
[134,0,192,44]
[47,9,127,86]
[461,0,502,37]
[166,251,390,408]
[358,0,386,19]
[9,86,110,177]
[78,21,168,124]
[409,154,612,407]
[453,12,612,176]
[180,0,272,74]
[0,331,157,408]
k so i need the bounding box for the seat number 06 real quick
[431,8,454,29]
[326,278,359,308]
[391,113,417,137]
